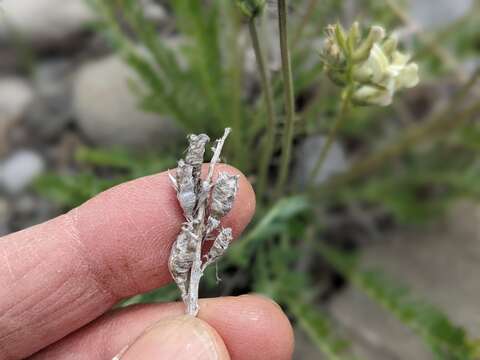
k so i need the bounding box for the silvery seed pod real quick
[168,226,197,300]
[205,227,233,264]
[210,172,239,219]
[206,216,221,236]
[186,134,210,174]
[185,133,209,193]
[175,159,197,219]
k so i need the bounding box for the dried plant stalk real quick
[168,128,239,316]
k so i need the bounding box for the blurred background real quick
[0,0,479,359]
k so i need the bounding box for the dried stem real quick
[186,128,231,316]
[248,18,278,198]
[169,128,238,317]
[275,0,297,197]
[207,128,231,182]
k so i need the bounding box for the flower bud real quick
[382,35,398,57]
[324,37,342,62]
[353,83,394,106]
[353,25,386,63]
[333,23,348,54]
[237,0,266,19]
[347,22,360,52]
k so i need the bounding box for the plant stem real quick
[186,128,231,316]
[308,87,352,187]
[249,18,278,198]
[186,238,204,315]
[275,0,297,197]
[324,99,480,192]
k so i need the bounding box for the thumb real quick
[118,315,231,360]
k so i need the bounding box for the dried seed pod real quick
[168,128,237,316]
[206,216,221,236]
[204,228,233,267]
[185,134,209,177]
[210,173,239,219]
[175,160,197,219]
[168,225,197,300]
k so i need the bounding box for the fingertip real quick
[234,294,294,360]
[33,295,293,360]
[120,315,230,360]
[199,295,294,360]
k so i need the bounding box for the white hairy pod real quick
[168,225,197,301]
[206,216,221,236]
[168,128,236,316]
[203,228,233,268]
[210,173,239,219]
[175,160,197,219]
[186,134,210,179]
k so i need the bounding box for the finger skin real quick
[121,316,231,360]
[32,295,294,360]
[0,165,255,360]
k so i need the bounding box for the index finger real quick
[0,164,255,359]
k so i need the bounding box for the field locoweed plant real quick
[35,1,480,359]
[169,128,238,315]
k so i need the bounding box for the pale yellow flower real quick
[322,23,419,107]
[353,43,419,106]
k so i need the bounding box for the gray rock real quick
[0,0,95,45]
[293,328,325,360]
[328,201,480,359]
[73,54,179,149]
[0,77,35,155]
[330,287,431,360]
[25,61,74,139]
[0,150,45,195]
[10,194,56,230]
[0,0,168,47]
[409,0,473,30]
[0,77,35,122]
[140,0,167,22]
[293,135,348,188]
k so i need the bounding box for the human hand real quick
[0,165,294,359]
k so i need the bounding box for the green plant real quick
[317,244,479,359]
[36,1,480,358]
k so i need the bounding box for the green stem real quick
[308,88,352,187]
[324,98,480,192]
[275,0,297,197]
[249,18,278,198]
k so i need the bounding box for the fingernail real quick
[120,315,229,360]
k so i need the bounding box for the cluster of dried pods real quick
[168,128,239,316]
